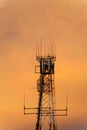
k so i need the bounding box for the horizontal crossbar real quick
[24,113,67,116]
[24,107,67,111]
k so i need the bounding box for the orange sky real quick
[0,0,87,130]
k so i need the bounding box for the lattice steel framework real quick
[24,41,67,130]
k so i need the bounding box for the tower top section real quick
[36,40,56,74]
[36,40,56,60]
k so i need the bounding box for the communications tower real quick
[24,41,67,130]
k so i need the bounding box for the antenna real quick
[40,38,42,56]
[66,94,68,116]
[50,39,53,56]
[44,44,46,56]
[54,42,56,57]
[37,43,39,56]
[36,42,37,58]
[53,40,55,56]
[24,93,25,115]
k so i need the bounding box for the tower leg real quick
[36,76,44,130]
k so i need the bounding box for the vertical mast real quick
[36,42,56,130]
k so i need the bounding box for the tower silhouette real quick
[24,41,67,130]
